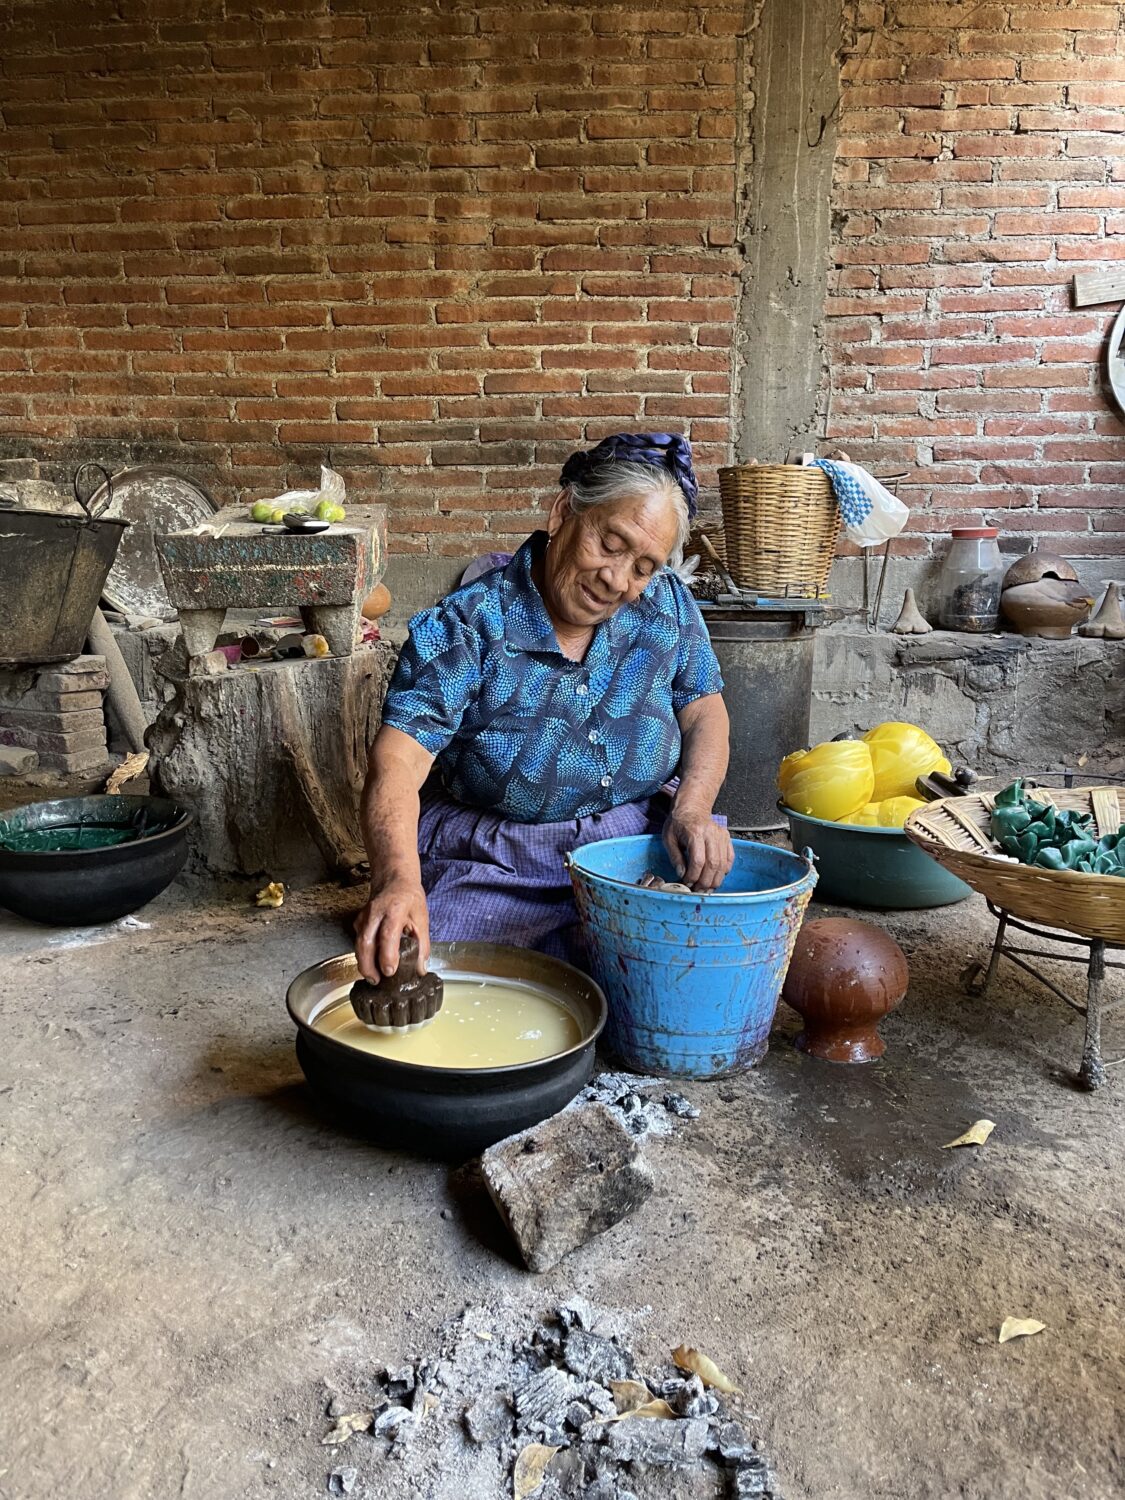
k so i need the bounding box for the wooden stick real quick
[1072,269,1125,308]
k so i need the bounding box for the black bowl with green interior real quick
[0,795,192,925]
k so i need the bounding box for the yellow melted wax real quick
[315,978,583,1069]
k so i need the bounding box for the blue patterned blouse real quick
[381,532,724,823]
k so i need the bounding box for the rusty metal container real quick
[0,508,128,665]
[703,602,821,831]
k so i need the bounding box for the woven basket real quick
[905,787,1125,943]
[717,463,842,596]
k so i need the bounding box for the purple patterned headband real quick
[559,431,699,518]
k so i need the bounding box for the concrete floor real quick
[1,883,1122,1500]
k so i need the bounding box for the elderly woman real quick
[353,433,734,981]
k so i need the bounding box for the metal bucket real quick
[0,464,128,665]
[567,834,817,1079]
[704,607,817,830]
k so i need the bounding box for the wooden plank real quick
[1072,270,1125,308]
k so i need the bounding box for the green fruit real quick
[270,506,288,525]
[250,500,274,523]
[315,499,346,523]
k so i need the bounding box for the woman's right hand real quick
[353,879,431,981]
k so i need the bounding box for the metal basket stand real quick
[964,900,1125,1090]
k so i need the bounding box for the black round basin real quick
[0,794,192,925]
[288,944,607,1160]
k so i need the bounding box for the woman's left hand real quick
[662,806,734,892]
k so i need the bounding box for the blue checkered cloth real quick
[382,531,724,823]
[812,458,873,528]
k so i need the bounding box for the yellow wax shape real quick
[313,978,583,1069]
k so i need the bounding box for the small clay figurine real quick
[350,930,443,1031]
[1079,582,1125,641]
[891,588,933,635]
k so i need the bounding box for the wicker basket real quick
[905,787,1125,943]
[717,463,842,596]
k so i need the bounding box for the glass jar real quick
[937,527,1005,633]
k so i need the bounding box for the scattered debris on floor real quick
[481,1102,655,1272]
[254,880,285,908]
[578,1071,701,1138]
[314,1299,781,1499]
[942,1119,996,1149]
[998,1317,1046,1344]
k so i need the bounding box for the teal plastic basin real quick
[783,804,971,910]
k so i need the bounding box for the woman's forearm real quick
[674,693,730,812]
[354,727,435,979]
[360,726,433,887]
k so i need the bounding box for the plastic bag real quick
[260,464,345,515]
[778,739,874,823]
[812,458,909,549]
[862,722,951,801]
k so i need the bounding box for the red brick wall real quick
[0,0,741,557]
[830,1,1125,560]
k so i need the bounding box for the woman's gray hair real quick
[561,458,691,565]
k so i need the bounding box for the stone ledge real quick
[811,628,1124,774]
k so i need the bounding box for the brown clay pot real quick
[362,582,392,621]
[782,917,909,1064]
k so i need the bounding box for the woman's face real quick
[540,487,681,630]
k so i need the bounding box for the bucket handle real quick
[73,461,113,520]
[801,845,818,874]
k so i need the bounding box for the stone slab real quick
[809,627,1125,775]
[50,655,106,678]
[0,708,105,735]
[31,689,104,714]
[0,724,107,756]
[480,1101,655,1274]
[34,670,110,696]
[0,745,38,775]
[156,506,386,615]
[0,458,40,480]
[0,674,108,712]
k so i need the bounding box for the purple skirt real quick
[418,782,667,966]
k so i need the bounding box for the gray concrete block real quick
[0,724,106,756]
[39,749,112,775]
[0,708,105,736]
[0,745,38,775]
[0,458,40,480]
[34,671,110,696]
[481,1102,655,1273]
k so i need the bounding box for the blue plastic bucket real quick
[566,835,817,1079]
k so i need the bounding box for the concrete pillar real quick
[736,0,843,462]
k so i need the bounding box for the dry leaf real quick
[105,750,149,795]
[597,1398,677,1426]
[513,1443,558,1498]
[942,1119,996,1150]
[321,1411,373,1446]
[623,1399,677,1421]
[609,1379,652,1414]
[999,1317,1046,1344]
[672,1344,742,1395]
[254,881,285,908]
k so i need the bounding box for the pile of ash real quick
[576,1072,701,1138]
[319,1298,780,1500]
